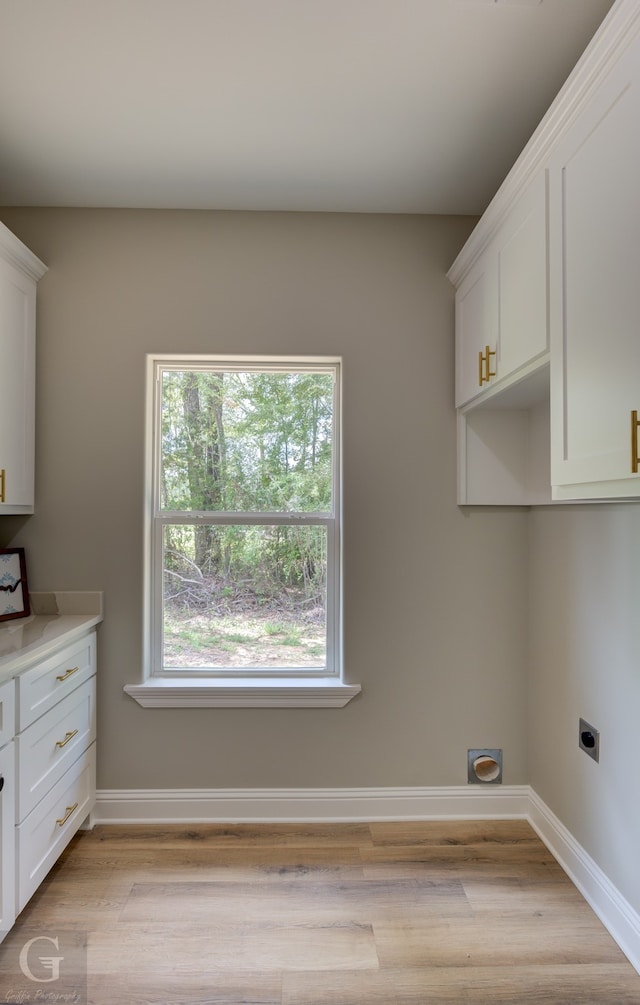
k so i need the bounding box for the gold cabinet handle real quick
[56,666,80,682]
[478,346,497,387]
[0,468,5,503]
[56,803,79,827]
[632,410,640,474]
[485,345,496,380]
[55,729,78,749]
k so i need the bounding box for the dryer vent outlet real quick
[468,749,503,784]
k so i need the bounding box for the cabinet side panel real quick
[0,741,16,939]
[0,262,34,509]
[461,410,529,506]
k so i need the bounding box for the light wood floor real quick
[2,820,640,1004]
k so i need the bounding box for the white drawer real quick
[0,678,15,748]
[16,742,96,913]
[16,676,96,822]
[17,632,96,730]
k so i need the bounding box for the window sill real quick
[124,677,362,708]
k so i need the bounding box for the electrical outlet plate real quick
[579,718,600,762]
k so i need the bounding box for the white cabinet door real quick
[550,38,640,499]
[497,171,548,380]
[455,253,498,407]
[0,257,37,514]
[454,173,548,410]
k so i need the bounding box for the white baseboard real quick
[92,783,640,976]
[528,788,640,976]
[93,784,530,824]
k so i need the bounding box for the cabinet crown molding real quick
[448,0,640,285]
[0,222,47,281]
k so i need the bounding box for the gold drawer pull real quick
[56,666,80,682]
[632,410,640,474]
[0,468,5,503]
[478,349,485,386]
[56,803,78,827]
[55,729,78,749]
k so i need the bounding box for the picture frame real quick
[0,547,31,622]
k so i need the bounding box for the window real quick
[126,355,360,707]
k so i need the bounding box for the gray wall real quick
[528,503,640,916]
[0,208,529,790]
[3,207,638,929]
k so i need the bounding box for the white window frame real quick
[125,354,360,708]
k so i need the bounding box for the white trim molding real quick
[92,784,640,976]
[93,784,529,825]
[124,678,361,708]
[528,788,640,977]
[0,221,47,281]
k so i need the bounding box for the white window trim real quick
[123,677,361,708]
[125,353,361,709]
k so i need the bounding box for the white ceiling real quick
[0,0,614,215]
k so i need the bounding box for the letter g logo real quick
[19,936,64,983]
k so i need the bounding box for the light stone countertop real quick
[0,592,103,680]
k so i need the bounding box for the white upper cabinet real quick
[452,170,546,410]
[450,164,551,505]
[450,0,640,505]
[549,32,640,500]
[454,170,549,409]
[0,224,47,515]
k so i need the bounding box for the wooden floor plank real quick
[361,856,565,883]
[368,819,540,847]
[374,916,628,967]
[461,873,589,914]
[283,964,640,1005]
[77,821,374,849]
[118,875,471,925]
[362,840,556,868]
[88,975,283,1005]
[43,846,366,886]
[453,964,640,1004]
[88,922,379,973]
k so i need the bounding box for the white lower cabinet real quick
[17,675,96,823]
[0,626,97,942]
[16,743,95,913]
[15,632,97,913]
